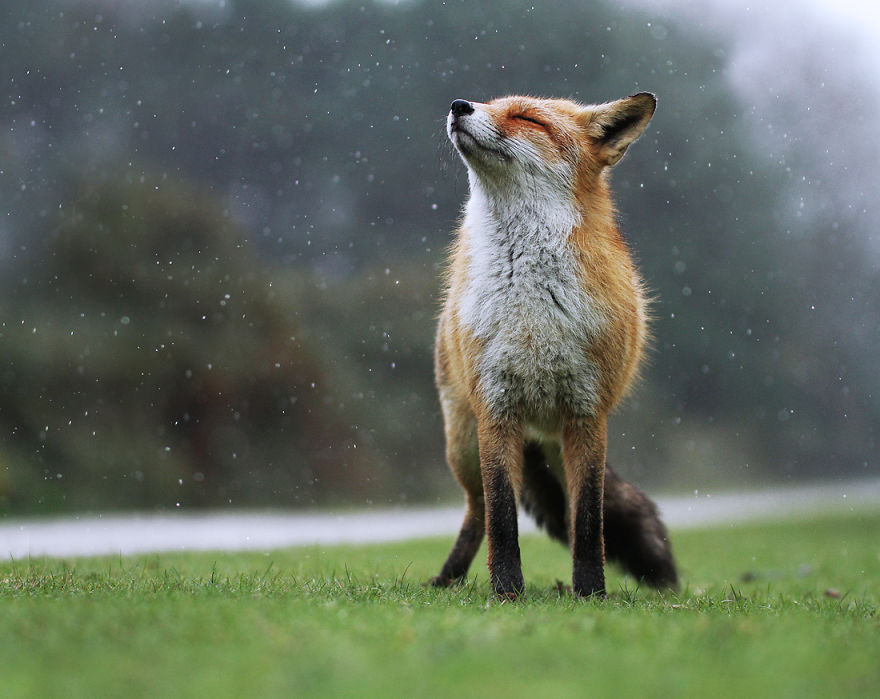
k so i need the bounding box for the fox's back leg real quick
[520,441,569,544]
[428,390,485,587]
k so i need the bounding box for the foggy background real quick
[1,0,877,515]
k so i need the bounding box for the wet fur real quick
[431,93,678,597]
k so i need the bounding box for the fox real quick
[429,93,678,598]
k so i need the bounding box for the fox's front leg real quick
[477,416,525,598]
[562,415,608,597]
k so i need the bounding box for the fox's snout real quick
[450,99,475,118]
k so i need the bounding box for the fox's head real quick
[447,93,655,200]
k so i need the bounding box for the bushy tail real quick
[520,442,679,590]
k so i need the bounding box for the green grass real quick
[1,510,878,698]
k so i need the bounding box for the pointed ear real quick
[584,93,656,167]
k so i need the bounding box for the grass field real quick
[1,509,878,698]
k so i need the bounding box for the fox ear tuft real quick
[585,93,656,167]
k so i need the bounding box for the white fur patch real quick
[456,177,606,430]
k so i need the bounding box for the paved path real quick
[2,478,878,559]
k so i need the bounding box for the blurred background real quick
[1,0,877,515]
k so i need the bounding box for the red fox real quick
[430,93,678,598]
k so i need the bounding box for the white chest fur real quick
[457,183,605,426]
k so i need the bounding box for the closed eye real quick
[513,114,546,129]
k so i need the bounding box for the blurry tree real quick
[0,171,378,511]
[0,0,876,512]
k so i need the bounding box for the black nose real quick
[450,99,475,118]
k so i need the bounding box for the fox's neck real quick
[464,174,580,250]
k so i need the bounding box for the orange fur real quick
[432,93,660,597]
